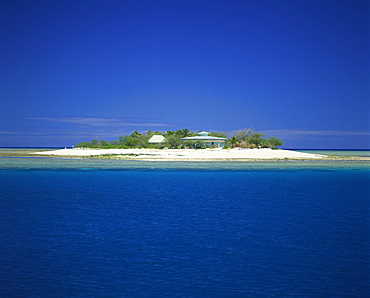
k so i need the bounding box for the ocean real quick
[294,149,370,157]
[0,154,369,297]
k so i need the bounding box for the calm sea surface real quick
[294,149,370,157]
[0,157,369,297]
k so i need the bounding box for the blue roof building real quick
[180,131,227,148]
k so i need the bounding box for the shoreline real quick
[31,148,326,160]
[1,148,369,161]
[25,148,368,161]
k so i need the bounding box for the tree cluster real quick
[227,128,283,149]
[75,129,197,149]
[75,128,283,149]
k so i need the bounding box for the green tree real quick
[100,140,109,147]
[266,137,284,148]
[124,136,139,147]
[130,130,141,137]
[175,128,192,138]
[136,134,149,147]
[234,128,253,143]
[118,135,127,145]
[226,136,239,148]
[76,141,92,148]
[146,130,154,137]
[91,138,99,146]
[248,132,265,147]
[165,130,175,136]
[184,140,195,148]
[124,130,149,147]
[195,140,206,149]
[164,134,181,148]
[182,128,191,137]
[209,131,227,138]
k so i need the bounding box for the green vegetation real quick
[228,128,284,149]
[75,128,284,149]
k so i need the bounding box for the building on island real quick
[181,131,227,148]
[148,135,165,145]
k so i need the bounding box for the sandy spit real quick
[32,148,326,160]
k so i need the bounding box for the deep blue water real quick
[0,168,369,297]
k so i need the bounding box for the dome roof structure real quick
[197,131,209,136]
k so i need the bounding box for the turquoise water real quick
[0,157,369,296]
[295,149,370,157]
[0,147,63,151]
[0,156,369,171]
[1,147,369,156]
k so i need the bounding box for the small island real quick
[24,128,368,161]
[30,128,332,160]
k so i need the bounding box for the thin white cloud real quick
[27,117,169,127]
[0,130,133,142]
[260,129,370,137]
[0,131,49,135]
[0,131,21,135]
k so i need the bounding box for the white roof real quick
[148,135,165,143]
[181,136,227,141]
[181,131,226,141]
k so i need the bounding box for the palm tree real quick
[166,131,175,136]
[176,128,191,138]
[229,136,239,147]
[146,130,154,137]
[182,128,191,137]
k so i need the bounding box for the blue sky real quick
[1,0,369,148]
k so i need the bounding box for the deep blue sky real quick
[1,0,369,148]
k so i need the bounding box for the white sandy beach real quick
[33,148,326,160]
